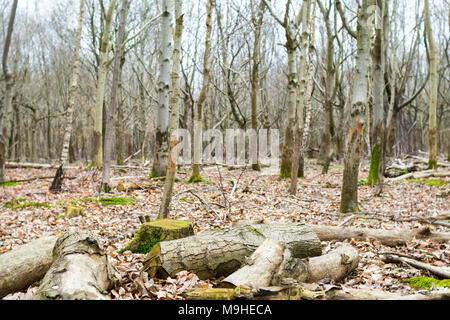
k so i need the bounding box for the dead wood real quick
[33,230,120,300]
[220,239,359,288]
[143,223,322,279]
[0,236,57,298]
[382,253,450,279]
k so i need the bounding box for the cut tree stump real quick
[33,230,120,300]
[143,223,322,279]
[65,206,84,218]
[120,219,194,254]
[0,236,57,298]
[220,239,359,288]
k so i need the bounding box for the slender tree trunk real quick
[250,0,265,171]
[367,0,385,190]
[290,0,313,192]
[339,0,373,213]
[191,0,213,180]
[424,0,438,170]
[152,0,173,177]
[101,0,128,192]
[158,0,183,219]
[92,0,117,169]
[0,0,18,184]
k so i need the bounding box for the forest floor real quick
[0,159,449,300]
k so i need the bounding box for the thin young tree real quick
[424,0,438,170]
[101,0,128,192]
[92,0,117,169]
[337,0,374,213]
[50,0,86,191]
[158,0,183,219]
[0,0,19,184]
[152,0,173,178]
[189,0,213,183]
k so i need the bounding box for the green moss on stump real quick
[119,219,194,254]
[186,174,206,184]
[403,277,450,290]
[252,163,261,171]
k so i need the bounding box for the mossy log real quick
[117,182,154,192]
[220,239,359,288]
[0,236,57,298]
[65,206,84,218]
[144,223,322,279]
[34,230,120,300]
[121,219,194,253]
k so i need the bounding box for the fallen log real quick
[5,162,78,170]
[220,239,359,288]
[34,230,120,300]
[392,169,450,181]
[234,221,450,247]
[405,155,450,168]
[143,223,322,279]
[382,254,450,279]
[308,225,450,247]
[183,285,450,300]
[0,236,57,298]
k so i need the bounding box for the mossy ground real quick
[4,199,52,210]
[403,277,450,290]
[398,179,449,187]
[67,197,135,206]
[0,181,21,187]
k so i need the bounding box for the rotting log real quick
[0,236,57,298]
[220,239,359,289]
[34,230,120,300]
[120,219,194,254]
[65,206,84,218]
[144,223,322,279]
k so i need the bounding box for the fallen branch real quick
[6,162,78,170]
[382,254,450,279]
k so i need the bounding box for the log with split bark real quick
[220,239,359,289]
[34,230,120,300]
[0,236,57,298]
[144,223,322,279]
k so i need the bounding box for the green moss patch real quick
[4,199,52,210]
[0,182,21,187]
[403,179,449,187]
[100,197,135,206]
[120,219,194,254]
[403,277,450,290]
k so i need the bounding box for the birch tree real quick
[158,0,183,219]
[152,0,173,177]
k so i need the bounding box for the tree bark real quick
[220,239,359,288]
[0,236,57,299]
[144,223,322,279]
[34,230,120,300]
[158,0,183,219]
